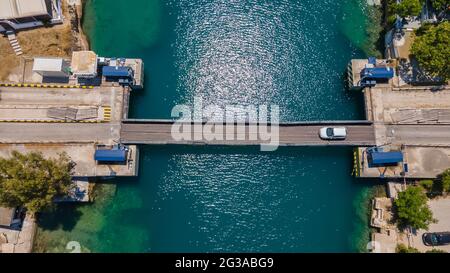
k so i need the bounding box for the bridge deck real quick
[120,120,376,146]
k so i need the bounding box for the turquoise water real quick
[35,0,377,252]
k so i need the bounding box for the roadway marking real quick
[0,83,94,89]
[0,119,102,123]
[102,106,112,122]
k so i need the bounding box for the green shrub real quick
[426,248,447,253]
[440,169,450,193]
[394,186,435,230]
[396,244,420,253]
[419,180,434,192]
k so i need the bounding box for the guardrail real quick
[121,119,373,126]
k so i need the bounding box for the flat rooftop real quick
[71,51,97,76]
[0,0,49,20]
[32,57,66,72]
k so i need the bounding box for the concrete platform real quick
[0,86,124,122]
[365,87,450,124]
[357,146,450,179]
[0,123,120,144]
[358,82,450,179]
[0,144,139,177]
[54,178,91,202]
[0,213,36,253]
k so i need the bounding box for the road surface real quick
[120,121,376,146]
[0,123,120,143]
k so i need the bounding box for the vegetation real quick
[438,168,450,193]
[396,244,420,253]
[417,169,450,197]
[430,0,450,12]
[397,244,447,253]
[411,21,450,81]
[426,248,447,253]
[419,179,434,192]
[364,5,384,58]
[0,151,73,213]
[394,0,424,18]
[394,186,435,230]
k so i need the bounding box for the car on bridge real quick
[319,127,347,140]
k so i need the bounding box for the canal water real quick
[34,0,379,252]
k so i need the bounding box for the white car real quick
[319,127,347,140]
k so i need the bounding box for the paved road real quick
[120,121,376,146]
[0,86,108,106]
[387,125,450,145]
[3,122,449,147]
[0,123,120,143]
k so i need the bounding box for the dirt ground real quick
[0,1,85,81]
[17,24,73,58]
[0,38,21,80]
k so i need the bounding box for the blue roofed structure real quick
[368,151,403,166]
[360,67,394,80]
[94,149,127,163]
[102,66,133,78]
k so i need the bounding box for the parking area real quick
[412,197,450,252]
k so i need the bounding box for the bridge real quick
[120,119,377,147]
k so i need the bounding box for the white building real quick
[0,0,62,33]
[71,51,98,78]
[32,57,70,78]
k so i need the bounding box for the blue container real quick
[94,149,127,162]
[360,67,394,79]
[369,151,403,165]
[102,66,133,77]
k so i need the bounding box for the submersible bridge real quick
[119,119,376,147]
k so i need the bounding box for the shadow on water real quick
[37,204,84,232]
[137,144,356,158]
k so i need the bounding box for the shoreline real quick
[78,0,91,51]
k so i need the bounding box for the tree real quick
[0,151,73,213]
[429,0,450,12]
[396,244,420,253]
[395,0,424,18]
[411,21,450,81]
[394,186,435,230]
[440,169,450,193]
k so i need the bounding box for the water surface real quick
[35,0,375,253]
